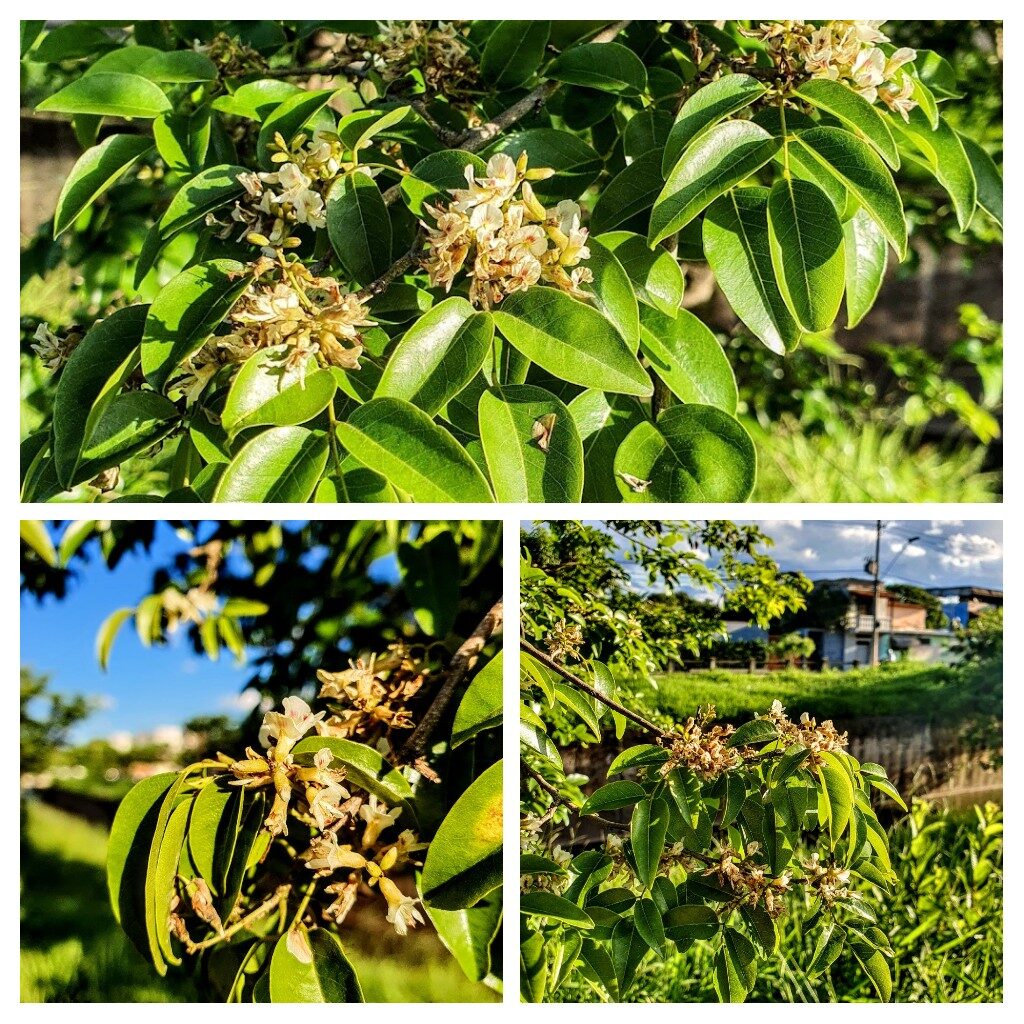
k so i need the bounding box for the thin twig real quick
[521,759,620,829]
[184,885,290,953]
[521,639,667,738]
[398,599,504,764]
[355,236,424,298]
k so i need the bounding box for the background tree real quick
[20,666,95,775]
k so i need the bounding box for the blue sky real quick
[21,521,401,743]
[525,519,1003,596]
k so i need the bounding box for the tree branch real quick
[398,599,504,765]
[521,759,620,829]
[521,639,667,738]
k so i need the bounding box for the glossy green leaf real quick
[400,150,486,214]
[478,385,583,502]
[397,530,460,637]
[314,460,396,503]
[212,426,329,502]
[485,129,601,202]
[634,897,666,957]
[631,796,669,890]
[149,795,192,969]
[767,176,845,333]
[52,304,147,487]
[37,72,171,118]
[590,150,664,234]
[623,109,674,161]
[650,120,779,246]
[268,927,363,1002]
[851,940,893,1001]
[292,736,414,810]
[187,782,234,896]
[154,107,212,175]
[808,920,846,976]
[796,78,900,169]
[421,760,502,910]
[598,231,685,317]
[727,718,779,748]
[586,237,640,350]
[140,50,217,83]
[425,892,502,983]
[493,289,651,397]
[520,929,547,1002]
[715,928,756,1002]
[211,80,301,121]
[549,41,646,94]
[96,607,134,671]
[480,20,550,88]
[76,391,179,482]
[340,104,413,155]
[614,404,756,502]
[520,720,561,767]
[336,397,494,502]
[638,306,737,412]
[376,299,492,415]
[703,188,803,354]
[568,390,648,502]
[843,207,888,329]
[790,127,907,258]
[142,259,251,391]
[662,73,766,175]
[56,520,97,567]
[553,681,600,738]
[610,919,647,994]
[257,88,340,167]
[580,780,646,816]
[452,652,503,747]
[326,171,392,286]
[520,891,594,927]
[817,750,855,847]
[664,904,719,941]
[222,347,336,435]
[959,133,1002,226]
[161,165,249,237]
[53,134,153,239]
[607,744,668,776]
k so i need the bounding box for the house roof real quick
[811,577,925,606]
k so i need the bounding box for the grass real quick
[642,661,1001,727]
[20,800,500,1003]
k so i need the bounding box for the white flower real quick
[359,794,402,849]
[379,876,424,936]
[303,833,367,873]
[259,696,325,754]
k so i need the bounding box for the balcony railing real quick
[845,612,891,632]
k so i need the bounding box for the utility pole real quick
[869,520,882,667]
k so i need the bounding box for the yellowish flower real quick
[359,794,402,849]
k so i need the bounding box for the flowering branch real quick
[183,885,291,953]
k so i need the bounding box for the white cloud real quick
[890,542,926,558]
[839,525,876,542]
[220,689,262,713]
[939,532,1003,571]
[799,547,818,561]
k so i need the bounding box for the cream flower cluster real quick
[759,20,919,121]
[424,152,594,309]
[757,700,848,768]
[30,323,81,372]
[176,260,373,405]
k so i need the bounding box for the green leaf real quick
[148,795,192,969]
[767,176,845,333]
[663,904,719,941]
[610,920,647,994]
[139,49,217,83]
[106,773,177,960]
[34,24,116,63]
[795,79,900,169]
[51,304,147,488]
[586,237,640,349]
[141,259,251,392]
[520,720,561,767]
[493,289,651,397]
[212,426,329,502]
[268,927,363,1002]
[37,72,170,118]
[314,460,396,503]
[714,928,756,1002]
[549,41,647,95]
[20,520,56,566]
[161,165,249,236]
[336,397,494,502]
[553,681,601,739]
[96,607,134,670]
[339,104,413,156]
[808,920,846,976]
[520,891,594,927]
[634,897,666,956]
[20,21,45,57]
[211,80,302,121]
[186,782,234,895]
[607,744,668,776]
[727,718,779,748]
[569,390,647,502]
[703,188,803,354]
[326,171,392,286]
[221,347,336,435]
[57,520,97,567]
[480,20,550,88]
[614,405,756,502]
[420,760,502,910]
[485,129,601,202]
[397,531,460,637]
[662,73,766,175]
[631,796,669,890]
[790,127,907,258]
[520,929,547,1002]
[257,88,340,167]
[893,109,977,231]
[598,231,685,317]
[580,938,619,1000]
[741,904,778,957]
[580,780,646,816]
[851,940,892,1001]
[291,736,414,810]
[376,299,492,415]
[865,773,908,811]
[425,893,502,983]
[843,207,888,329]
[520,854,566,875]
[638,306,737,412]
[154,107,212,175]
[623,109,674,161]
[452,652,502,747]
[76,391,180,482]
[650,120,779,246]
[958,133,1002,227]
[478,385,583,502]
[590,150,664,234]
[400,150,487,214]
[53,134,153,239]
[817,750,855,847]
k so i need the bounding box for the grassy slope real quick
[643,661,1001,726]
[20,801,499,1003]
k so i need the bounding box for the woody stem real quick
[185,885,291,953]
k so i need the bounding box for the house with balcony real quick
[926,585,1002,628]
[797,578,954,668]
